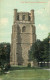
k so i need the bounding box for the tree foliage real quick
[0,43,10,72]
[29,35,49,62]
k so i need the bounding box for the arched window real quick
[28,16,31,21]
[23,15,25,20]
[17,15,19,20]
[22,26,26,32]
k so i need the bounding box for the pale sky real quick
[0,0,50,43]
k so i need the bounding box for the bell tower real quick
[10,9,36,66]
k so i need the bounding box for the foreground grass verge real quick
[0,66,50,80]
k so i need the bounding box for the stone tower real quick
[10,9,36,66]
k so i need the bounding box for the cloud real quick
[8,11,13,15]
[0,32,10,36]
[38,24,48,31]
[0,18,8,26]
[35,0,50,16]
[35,9,44,15]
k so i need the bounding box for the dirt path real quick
[44,69,50,71]
[0,78,2,80]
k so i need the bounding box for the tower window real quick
[22,26,26,32]
[17,15,19,20]
[23,15,25,20]
[28,16,31,21]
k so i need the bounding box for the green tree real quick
[43,37,49,61]
[0,43,10,72]
[29,35,49,62]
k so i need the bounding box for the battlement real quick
[14,9,34,23]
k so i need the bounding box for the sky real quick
[0,0,50,43]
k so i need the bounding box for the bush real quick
[27,63,31,67]
[5,63,10,71]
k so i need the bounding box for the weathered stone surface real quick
[10,9,36,66]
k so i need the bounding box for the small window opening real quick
[22,26,26,32]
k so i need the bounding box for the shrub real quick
[27,63,31,67]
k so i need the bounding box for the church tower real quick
[10,9,36,66]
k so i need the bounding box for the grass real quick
[0,66,50,80]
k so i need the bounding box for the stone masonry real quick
[10,9,36,66]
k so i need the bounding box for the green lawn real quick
[0,66,50,80]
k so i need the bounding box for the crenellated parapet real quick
[14,9,35,24]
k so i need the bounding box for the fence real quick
[38,62,50,68]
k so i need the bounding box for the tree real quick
[43,37,49,61]
[0,43,10,72]
[28,39,41,61]
[29,35,49,62]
